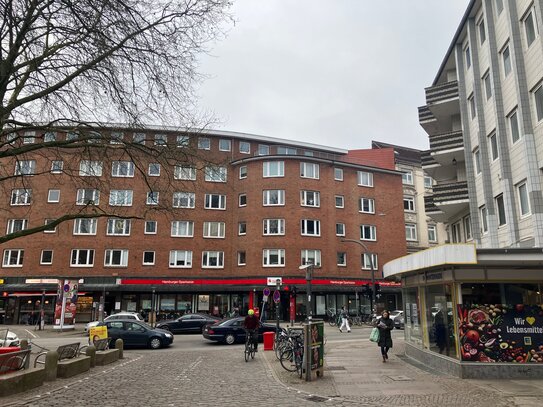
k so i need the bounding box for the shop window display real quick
[424,284,456,358]
[403,287,422,347]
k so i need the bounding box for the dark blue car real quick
[203,317,279,345]
[98,320,174,349]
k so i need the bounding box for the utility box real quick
[263,331,274,351]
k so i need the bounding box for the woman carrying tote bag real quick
[375,310,394,362]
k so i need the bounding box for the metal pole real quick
[276,279,281,334]
[39,290,45,330]
[305,263,313,382]
[99,286,105,322]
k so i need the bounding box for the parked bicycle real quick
[279,331,304,378]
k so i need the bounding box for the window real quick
[403,196,415,212]
[465,45,471,69]
[263,219,285,235]
[174,165,196,180]
[300,190,320,207]
[198,137,210,150]
[11,188,32,205]
[177,135,190,147]
[474,149,481,175]
[173,192,195,208]
[238,221,247,235]
[79,160,102,176]
[358,171,373,187]
[301,219,320,236]
[480,206,489,233]
[219,139,231,151]
[40,250,53,265]
[112,161,134,177]
[109,190,133,206]
[44,219,57,233]
[464,216,472,240]
[502,45,511,76]
[203,222,225,238]
[66,131,79,141]
[154,134,167,146]
[263,190,285,206]
[48,189,60,203]
[518,181,531,216]
[146,191,159,205]
[360,224,377,241]
[202,251,224,268]
[73,218,97,235]
[301,249,321,267]
[239,166,247,179]
[258,144,270,155]
[104,249,129,267]
[238,251,246,266]
[239,194,247,207]
[169,250,192,268]
[496,0,503,14]
[44,132,56,142]
[451,222,462,243]
[489,133,499,161]
[405,223,417,241]
[483,72,492,100]
[76,189,99,205]
[535,84,543,122]
[337,252,346,266]
[424,176,433,188]
[51,160,63,173]
[110,132,123,144]
[143,251,155,265]
[263,249,285,267]
[469,94,476,119]
[171,221,194,237]
[334,168,343,181]
[509,110,520,143]
[204,166,227,182]
[524,9,537,47]
[15,160,36,175]
[22,131,35,144]
[70,249,94,266]
[300,162,319,179]
[335,195,344,208]
[360,197,375,213]
[204,194,226,210]
[277,146,297,155]
[401,171,413,185]
[239,141,251,154]
[478,19,486,44]
[107,219,131,236]
[362,253,378,270]
[7,219,27,234]
[145,221,157,234]
[148,163,160,176]
[3,249,24,267]
[336,223,345,236]
[133,133,145,144]
[428,225,437,242]
[304,150,314,157]
[496,194,506,226]
[263,161,284,177]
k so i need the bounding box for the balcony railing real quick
[429,130,464,153]
[418,105,435,123]
[425,80,459,105]
[424,196,441,213]
[421,150,438,168]
[432,181,469,204]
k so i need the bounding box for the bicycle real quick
[279,332,304,378]
[244,329,257,362]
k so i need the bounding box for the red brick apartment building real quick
[0,127,406,324]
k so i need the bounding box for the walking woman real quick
[376,310,393,362]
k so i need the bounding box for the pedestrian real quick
[376,310,393,362]
[339,305,351,333]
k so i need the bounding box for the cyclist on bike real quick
[243,309,260,351]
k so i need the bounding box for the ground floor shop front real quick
[0,276,401,325]
[383,244,543,378]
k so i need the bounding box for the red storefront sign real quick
[119,278,400,287]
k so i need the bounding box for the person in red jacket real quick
[243,309,260,351]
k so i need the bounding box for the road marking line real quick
[24,329,38,338]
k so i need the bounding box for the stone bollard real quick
[115,338,124,359]
[86,345,97,368]
[44,350,59,381]
[20,339,30,369]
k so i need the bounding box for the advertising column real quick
[54,279,79,330]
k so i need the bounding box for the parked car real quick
[394,315,405,329]
[203,317,279,345]
[97,320,173,349]
[0,330,20,347]
[85,312,144,332]
[374,310,403,323]
[156,313,220,334]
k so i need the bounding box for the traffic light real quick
[363,284,371,298]
[375,283,382,298]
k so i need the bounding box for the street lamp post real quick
[275,279,281,334]
[340,238,376,314]
[299,261,314,382]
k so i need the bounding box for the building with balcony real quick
[372,142,446,252]
[0,126,407,324]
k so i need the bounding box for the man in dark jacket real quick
[243,309,260,351]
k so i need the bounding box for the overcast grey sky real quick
[196,1,468,151]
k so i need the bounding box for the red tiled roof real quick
[343,148,396,170]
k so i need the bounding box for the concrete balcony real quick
[419,81,460,136]
[429,130,464,167]
[425,80,459,105]
[425,181,469,223]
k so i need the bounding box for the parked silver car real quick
[85,312,144,332]
[0,329,20,347]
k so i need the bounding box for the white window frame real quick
[44,132,57,142]
[169,250,192,268]
[301,249,321,267]
[239,141,251,154]
[219,139,231,151]
[336,223,345,236]
[171,221,194,237]
[258,144,270,156]
[263,249,285,267]
[44,219,57,233]
[277,146,297,155]
[480,205,489,234]
[2,249,24,267]
[535,83,543,123]
[301,219,321,237]
[478,18,486,44]
[360,197,375,214]
[489,132,499,161]
[502,44,511,77]
[133,133,145,145]
[424,176,433,189]
[263,161,284,177]
[238,221,247,235]
[335,195,344,208]
[40,250,53,265]
[79,160,103,177]
[204,166,227,182]
[109,190,133,206]
[334,168,344,181]
[204,194,226,210]
[405,223,417,241]
[76,189,99,205]
[177,135,190,148]
[469,94,476,119]
[107,218,131,236]
[73,218,97,235]
[239,193,247,207]
[202,251,224,268]
[145,220,157,235]
[402,171,414,185]
[474,149,481,175]
[7,219,28,234]
[148,163,161,176]
[337,252,347,266]
[523,7,538,47]
[174,165,196,180]
[11,188,32,205]
[70,249,94,267]
[464,216,472,241]
[15,160,36,176]
[360,224,377,241]
[496,194,507,226]
[300,190,320,207]
[154,134,167,146]
[22,131,35,144]
[362,253,378,270]
[358,171,373,187]
[263,219,285,236]
[300,162,320,179]
[451,222,462,243]
[239,166,247,179]
[238,251,246,266]
[110,132,123,144]
[517,181,531,217]
[146,191,159,205]
[509,109,521,143]
[173,192,195,208]
[111,161,135,177]
[203,221,226,238]
[104,249,129,267]
[483,71,492,100]
[263,190,285,206]
[428,225,437,243]
[403,196,415,212]
[465,44,471,69]
[198,137,210,150]
[51,160,63,174]
[143,251,155,266]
